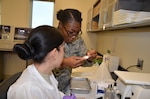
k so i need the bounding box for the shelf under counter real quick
[0,40,24,51]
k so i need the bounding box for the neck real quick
[34,62,53,75]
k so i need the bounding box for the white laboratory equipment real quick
[114,71,150,99]
[71,53,120,99]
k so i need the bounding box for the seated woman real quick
[7,25,65,99]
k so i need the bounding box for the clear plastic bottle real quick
[104,84,114,99]
[103,50,111,67]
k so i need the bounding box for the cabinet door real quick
[91,0,101,31]
[86,8,93,31]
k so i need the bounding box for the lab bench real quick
[71,65,150,99]
[71,65,99,99]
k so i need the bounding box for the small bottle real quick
[103,50,111,68]
[104,84,114,99]
[107,49,111,55]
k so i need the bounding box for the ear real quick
[58,22,63,28]
[49,48,57,60]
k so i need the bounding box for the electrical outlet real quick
[137,58,144,70]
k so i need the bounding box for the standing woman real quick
[53,9,97,93]
[7,25,65,99]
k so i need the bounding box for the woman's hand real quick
[62,56,85,68]
[86,49,97,61]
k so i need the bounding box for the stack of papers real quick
[112,9,137,25]
[134,11,150,22]
[112,9,150,26]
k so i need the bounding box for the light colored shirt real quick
[7,64,64,99]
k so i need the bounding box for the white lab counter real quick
[71,65,99,99]
[71,63,114,99]
[72,65,99,79]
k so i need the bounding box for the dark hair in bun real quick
[57,9,82,24]
[13,25,64,63]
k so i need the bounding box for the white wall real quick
[1,0,31,27]
[1,0,31,76]
[96,27,150,73]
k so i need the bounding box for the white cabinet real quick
[87,0,150,32]
[87,0,116,31]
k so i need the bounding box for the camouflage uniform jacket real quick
[53,37,93,93]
